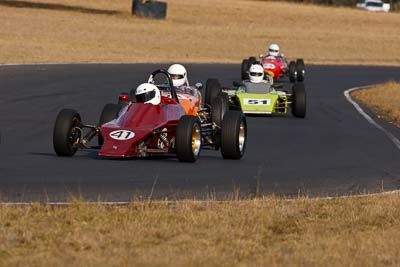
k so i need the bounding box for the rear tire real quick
[53,109,81,156]
[241,59,250,80]
[248,57,256,66]
[211,92,229,127]
[204,78,222,106]
[221,111,247,159]
[129,88,137,103]
[176,116,201,162]
[296,59,305,82]
[98,103,122,146]
[292,82,306,118]
[288,61,297,83]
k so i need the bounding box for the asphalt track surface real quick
[0,64,399,202]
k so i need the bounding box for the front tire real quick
[241,59,250,80]
[98,103,122,146]
[176,116,202,162]
[53,109,82,156]
[296,59,305,82]
[204,78,222,106]
[211,92,229,127]
[221,111,247,159]
[288,61,297,83]
[292,82,306,118]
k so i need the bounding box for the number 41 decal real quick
[109,130,135,140]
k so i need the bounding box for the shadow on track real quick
[0,0,121,15]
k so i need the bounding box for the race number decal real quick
[109,130,135,140]
[244,99,271,106]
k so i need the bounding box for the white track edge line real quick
[344,85,400,151]
[1,190,399,205]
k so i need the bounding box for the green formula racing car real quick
[223,80,306,118]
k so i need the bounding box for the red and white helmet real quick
[268,44,280,57]
[167,64,189,87]
[249,64,264,83]
[135,83,161,105]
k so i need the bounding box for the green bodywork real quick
[226,89,289,115]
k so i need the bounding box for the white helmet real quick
[268,44,280,57]
[167,64,188,87]
[249,64,264,83]
[135,83,161,105]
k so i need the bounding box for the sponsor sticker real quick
[263,63,275,69]
[109,130,135,140]
[244,99,271,106]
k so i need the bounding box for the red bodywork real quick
[99,96,185,158]
[261,56,288,79]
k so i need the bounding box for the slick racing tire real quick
[248,56,257,66]
[296,59,305,82]
[118,92,130,106]
[129,88,138,103]
[288,61,297,83]
[205,78,222,106]
[211,92,229,127]
[98,103,122,146]
[291,82,306,118]
[53,109,82,157]
[176,115,201,163]
[221,111,247,159]
[241,59,250,80]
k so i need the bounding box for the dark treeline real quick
[280,0,400,11]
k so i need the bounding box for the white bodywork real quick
[356,0,390,12]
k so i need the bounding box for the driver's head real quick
[135,83,161,105]
[249,64,264,83]
[268,44,280,57]
[167,64,188,87]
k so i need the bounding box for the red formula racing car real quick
[241,56,305,83]
[53,69,247,162]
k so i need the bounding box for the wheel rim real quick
[191,124,201,156]
[68,117,81,147]
[238,120,246,152]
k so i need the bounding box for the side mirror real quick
[233,81,243,87]
[259,54,264,58]
[195,82,203,90]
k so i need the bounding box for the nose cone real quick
[98,128,149,157]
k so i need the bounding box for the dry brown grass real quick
[1,195,400,267]
[1,0,400,65]
[352,82,400,127]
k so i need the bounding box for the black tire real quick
[211,92,229,127]
[296,59,305,82]
[118,92,130,106]
[288,61,297,83]
[176,115,201,162]
[129,88,137,102]
[241,59,250,80]
[220,111,247,159]
[204,78,222,106]
[53,109,81,157]
[292,82,306,118]
[98,103,122,146]
[248,56,256,65]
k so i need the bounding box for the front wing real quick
[234,92,279,114]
